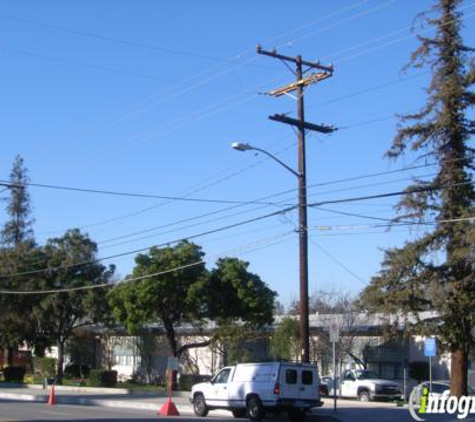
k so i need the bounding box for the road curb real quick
[0,390,196,414]
[1,382,189,397]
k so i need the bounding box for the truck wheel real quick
[358,391,371,402]
[193,394,209,417]
[247,397,265,421]
[232,408,247,418]
[288,408,305,422]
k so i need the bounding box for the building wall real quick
[109,334,221,382]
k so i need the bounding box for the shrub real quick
[33,357,57,378]
[3,366,26,383]
[64,363,90,379]
[178,374,211,391]
[88,369,117,387]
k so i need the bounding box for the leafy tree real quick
[199,257,276,326]
[0,155,36,365]
[0,245,44,364]
[358,0,475,396]
[108,241,207,358]
[34,229,114,383]
[269,316,300,361]
[108,243,276,374]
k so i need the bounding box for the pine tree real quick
[359,0,475,396]
[1,155,34,247]
[0,155,36,365]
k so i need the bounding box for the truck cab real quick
[340,369,402,401]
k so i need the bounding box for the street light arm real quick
[251,147,300,178]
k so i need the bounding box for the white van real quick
[190,362,322,421]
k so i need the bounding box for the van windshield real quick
[355,370,380,380]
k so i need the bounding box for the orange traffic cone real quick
[159,398,180,416]
[48,385,56,405]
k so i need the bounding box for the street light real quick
[232,141,310,363]
[231,143,299,178]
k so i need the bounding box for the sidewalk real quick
[0,384,197,414]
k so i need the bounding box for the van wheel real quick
[193,394,208,417]
[247,397,265,421]
[358,391,371,402]
[232,408,247,418]
[288,408,305,422]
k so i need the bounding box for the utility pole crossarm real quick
[257,44,333,73]
[266,72,332,97]
[269,114,337,134]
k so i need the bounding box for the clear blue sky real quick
[1,0,474,306]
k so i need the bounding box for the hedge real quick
[178,374,211,391]
[64,363,90,379]
[88,369,117,387]
[2,366,26,383]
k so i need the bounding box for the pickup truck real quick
[190,362,322,421]
[340,369,402,401]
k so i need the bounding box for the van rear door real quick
[279,364,317,402]
[299,367,318,401]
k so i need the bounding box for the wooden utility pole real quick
[257,45,335,363]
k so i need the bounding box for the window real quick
[214,368,231,384]
[302,370,313,385]
[344,371,355,381]
[285,369,297,384]
[432,383,449,394]
[355,370,380,380]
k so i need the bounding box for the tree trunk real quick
[163,321,178,388]
[7,347,14,366]
[56,341,65,385]
[450,344,467,397]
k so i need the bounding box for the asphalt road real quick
[0,401,338,422]
[0,400,160,421]
[3,398,474,422]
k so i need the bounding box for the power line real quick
[0,179,290,207]
[0,230,295,295]
[333,8,475,65]
[33,157,469,249]
[308,179,475,208]
[67,1,382,139]
[99,171,426,249]
[306,71,430,111]
[36,159,459,244]
[273,205,369,286]
[35,140,298,236]
[0,204,297,279]
[308,238,368,285]
[64,1,410,151]
[307,172,438,200]
[117,3,475,150]
[275,0,398,50]
[2,46,238,93]
[1,178,473,280]
[0,12,242,64]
